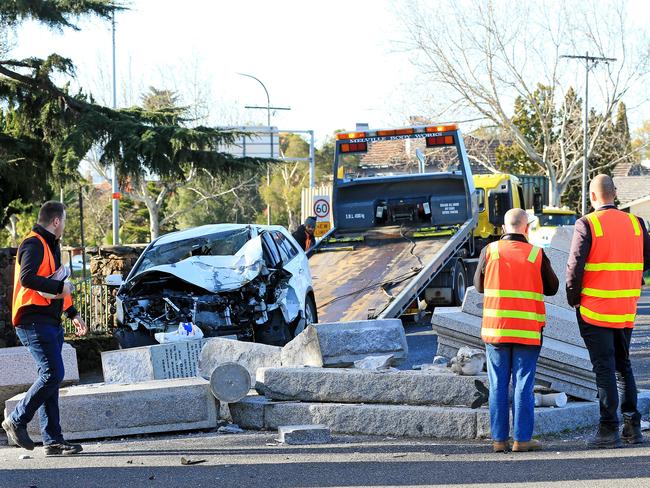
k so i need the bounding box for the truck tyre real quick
[453,260,467,306]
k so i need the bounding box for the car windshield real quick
[135,228,251,275]
[540,214,577,226]
[335,133,463,181]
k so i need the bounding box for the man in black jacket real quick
[2,201,87,456]
[292,216,317,251]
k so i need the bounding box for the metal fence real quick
[62,276,115,336]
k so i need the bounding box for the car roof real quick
[152,223,290,246]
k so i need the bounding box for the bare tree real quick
[400,0,650,205]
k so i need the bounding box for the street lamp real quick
[237,73,290,225]
[560,52,616,216]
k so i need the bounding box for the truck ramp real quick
[309,227,451,322]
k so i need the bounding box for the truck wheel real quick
[453,260,467,305]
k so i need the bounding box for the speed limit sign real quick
[312,195,331,237]
[313,198,330,218]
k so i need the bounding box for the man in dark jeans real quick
[2,201,88,455]
[567,175,650,448]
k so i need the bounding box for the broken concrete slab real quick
[1,344,79,413]
[433,308,593,371]
[256,367,488,407]
[281,319,408,368]
[229,395,269,430]
[277,424,331,445]
[101,339,205,384]
[436,333,597,400]
[549,226,575,253]
[476,400,599,438]
[4,378,218,443]
[199,338,281,381]
[264,401,478,438]
[231,395,604,439]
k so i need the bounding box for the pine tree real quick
[0,1,253,225]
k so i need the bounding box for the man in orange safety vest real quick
[474,208,559,453]
[2,201,88,456]
[567,175,650,448]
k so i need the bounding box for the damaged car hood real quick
[127,235,267,293]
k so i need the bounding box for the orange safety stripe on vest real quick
[481,240,546,346]
[580,209,644,329]
[12,231,73,326]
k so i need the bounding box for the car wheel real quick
[294,294,318,337]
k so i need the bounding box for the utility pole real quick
[238,73,290,225]
[111,11,120,245]
[560,52,616,216]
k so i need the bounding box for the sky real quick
[8,0,650,147]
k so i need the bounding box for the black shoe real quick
[2,419,35,451]
[588,423,623,449]
[44,441,83,456]
[622,414,644,444]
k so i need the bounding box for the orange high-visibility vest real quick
[305,233,312,251]
[580,209,644,328]
[12,231,73,326]
[481,240,546,346]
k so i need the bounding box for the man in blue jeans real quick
[2,201,87,455]
[474,209,559,452]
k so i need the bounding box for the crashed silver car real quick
[113,224,317,348]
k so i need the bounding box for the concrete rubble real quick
[1,344,79,413]
[102,339,205,384]
[256,367,488,407]
[280,319,408,367]
[4,378,218,444]
[199,337,281,381]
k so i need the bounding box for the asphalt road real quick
[2,430,650,488]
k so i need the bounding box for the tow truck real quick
[307,123,532,323]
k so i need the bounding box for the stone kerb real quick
[199,338,282,381]
[102,339,205,384]
[280,319,408,368]
[1,344,79,413]
[4,378,217,443]
[256,367,488,407]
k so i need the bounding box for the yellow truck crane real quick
[307,124,528,322]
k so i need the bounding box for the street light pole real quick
[238,73,290,225]
[560,52,616,216]
[111,11,120,244]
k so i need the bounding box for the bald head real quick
[503,208,529,235]
[589,174,616,207]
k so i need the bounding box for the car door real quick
[273,230,310,311]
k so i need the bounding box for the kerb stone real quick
[1,344,79,413]
[281,319,408,368]
[199,338,281,381]
[277,424,331,445]
[256,367,488,407]
[4,378,218,443]
[101,339,205,384]
[476,400,599,437]
[264,402,478,439]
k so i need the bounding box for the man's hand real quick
[55,281,75,299]
[72,315,88,337]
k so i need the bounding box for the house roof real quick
[613,176,650,208]
[357,133,508,175]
